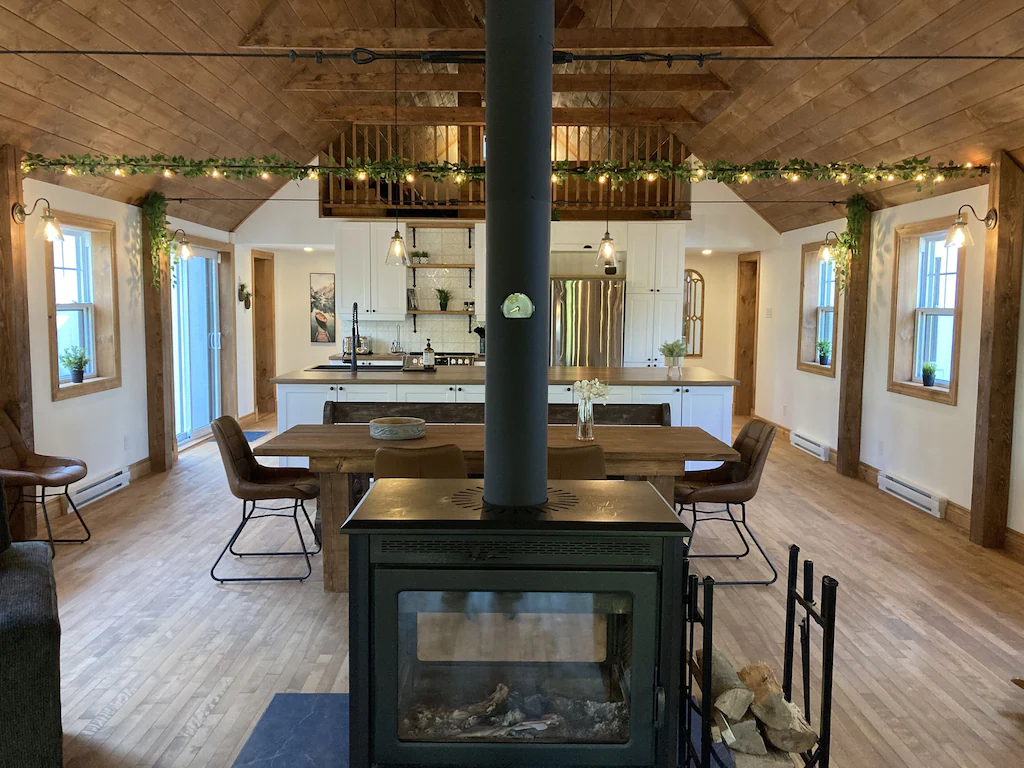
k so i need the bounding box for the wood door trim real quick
[734,252,759,416]
[252,250,276,418]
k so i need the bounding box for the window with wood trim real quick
[796,240,837,377]
[888,217,965,405]
[45,212,121,401]
[683,269,704,357]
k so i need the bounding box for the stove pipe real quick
[483,0,553,509]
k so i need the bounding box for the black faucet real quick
[350,302,359,375]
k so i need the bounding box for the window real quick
[797,240,837,377]
[683,269,704,357]
[888,218,965,405]
[45,212,121,401]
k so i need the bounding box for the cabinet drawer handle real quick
[649,288,654,292]
[684,388,690,393]
[449,387,455,391]
[457,387,463,391]
[338,386,344,391]
[329,386,335,391]
[566,387,571,391]
[675,388,681,392]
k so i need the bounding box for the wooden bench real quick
[323,401,670,427]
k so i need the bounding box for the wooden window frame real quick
[887,216,965,406]
[796,240,837,378]
[45,212,121,401]
[683,268,704,358]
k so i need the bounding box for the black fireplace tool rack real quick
[680,544,839,768]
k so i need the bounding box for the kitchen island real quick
[272,365,738,469]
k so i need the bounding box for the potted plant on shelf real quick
[817,340,831,366]
[659,339,686,378]
[436,287,453,312]
[922,361,937,387]
[59,346,90,384]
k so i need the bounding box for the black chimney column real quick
[483,0,553,508]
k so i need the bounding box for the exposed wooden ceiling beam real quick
[285,72,728,93]
[240,26,770,50]
[314,106,696,125]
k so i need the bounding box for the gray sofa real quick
[0,479,63,767]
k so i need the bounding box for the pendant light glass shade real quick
[596,230,617,268]
[817,230,840,261]
[945,214,974,249]
[170,229,193,259]
[817,243,833,261]
[385,228,410,266]
[37,209,64,242]
[178,240,193,260]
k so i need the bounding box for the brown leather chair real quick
[547,446,607,480]
[373,445,468,479]
[210,416,321,583]
[674,419,778,586]
[0,408,89,556]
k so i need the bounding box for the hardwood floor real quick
[46,416,1024,767]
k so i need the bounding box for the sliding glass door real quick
[171,253,221,443]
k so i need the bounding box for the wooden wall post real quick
[142,215,176,473]
[836,203,872,477]
[0,144,36,538]
[971,150,1024,548]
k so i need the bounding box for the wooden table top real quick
[255,424,739,464]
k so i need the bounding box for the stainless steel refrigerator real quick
[550,278,625,366]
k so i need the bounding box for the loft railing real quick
[319,124,690,220]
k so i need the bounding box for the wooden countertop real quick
[271,365,739,387]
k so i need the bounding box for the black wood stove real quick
[344,479,691,768]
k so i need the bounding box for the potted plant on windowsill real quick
[59,346,91,384]
[922,361,937,387]
[816,340,831,366]
[435,287,453,312]
[659,339,686,378]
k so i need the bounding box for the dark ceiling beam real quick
[239,26,770,50]
[285,72,728,93]
[314,106,695,125]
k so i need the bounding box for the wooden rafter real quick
[239,26,771,50]
[315,106,695,125]
[285,72,729,93]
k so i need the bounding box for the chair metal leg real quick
[212,499,319,583]
[14,485,91,557]
[681,502,778,587]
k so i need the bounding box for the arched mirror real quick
[684,269,704,357]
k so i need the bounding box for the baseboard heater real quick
[69,467,130,508]
[789,431,831,462]
[877,471,947,519]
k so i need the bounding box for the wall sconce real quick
[170,229,193,259]
[945,204,997,248]
[11,198,63,242]
[818,231,840,261]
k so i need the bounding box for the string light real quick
[838,172,849,182]
[307,169,319,180]
[260,171,270,180]
[163,169,173,177]
[915,173,925,181]
[740,173,751,182]
[113,167,124,176]
[356,170,368,181]
[405,172,415,183]
[696,168,705,177]
[65,167,75,176]
[598,174,608,184]
[551,173,560,184]
[453,172,465,184]
[210,168,221,178]
[934,174,945,182]
[646,172,658,182]
[886,173,895,181]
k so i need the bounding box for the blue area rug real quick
[243,430,270,442]
[233,693,348,767]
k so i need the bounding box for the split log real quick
[738,662,818,753]
[695,648,755,720]
[724,714,767,756]
[731,745,795,768]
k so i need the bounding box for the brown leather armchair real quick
[210,416,321,583]
[674,419,778,586]
[548,446,607,480]
[0,408,90,556]
[373,445,468,479]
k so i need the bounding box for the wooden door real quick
[252,250,276,417]
[734,252,759,417]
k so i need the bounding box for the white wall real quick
[21,179,231,482]
[272,248,338,375]
[686,250,739,378]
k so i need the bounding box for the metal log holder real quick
[680,544,839,767]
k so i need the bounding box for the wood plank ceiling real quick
[1,0,1023,232]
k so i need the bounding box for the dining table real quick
[254,424,739,592]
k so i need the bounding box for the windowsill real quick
[796,359,836,378]
[887,378,957,406]
[52,374,122,402]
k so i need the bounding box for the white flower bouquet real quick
[573,378,610,404]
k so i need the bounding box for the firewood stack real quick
[693,650,818,767]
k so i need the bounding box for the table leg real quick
[649,475,676,509]
[318,471,351,593]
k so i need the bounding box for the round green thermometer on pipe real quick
[501,293,534,319]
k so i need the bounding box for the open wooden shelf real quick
[407,263,475,269]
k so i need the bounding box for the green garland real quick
[833,195,872,294]
[22,152,986,190]
[141,192,169,289]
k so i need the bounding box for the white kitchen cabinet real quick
[335,221,408,321]
[277,383,340,466]
[652,293,685,367]
[474,223,487,317]
[550,222,627,252]
[397,383,457,403]
[548,384,575,404]
[631,385,684,426]
[625,222,657,294]
[624,293,656,366]
[584,385,633,406]
[339,384,398,402]
[654,222,686,292]
[681,385,734,470]
[455,384,486,403]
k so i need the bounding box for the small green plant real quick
[816,340,832,358]
[59,346,90,373]
[435,287,453,310]
[659,339,687,358]
[922,361,937,376]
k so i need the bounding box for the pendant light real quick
[595,1,617,273]
[817,231,840,261]
[170,229,193,260]
[384,0,411,267]
[11,197,64,242]
[945,204,997,249]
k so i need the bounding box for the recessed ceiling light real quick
[701,249,713,255]
[303,247,314,252]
